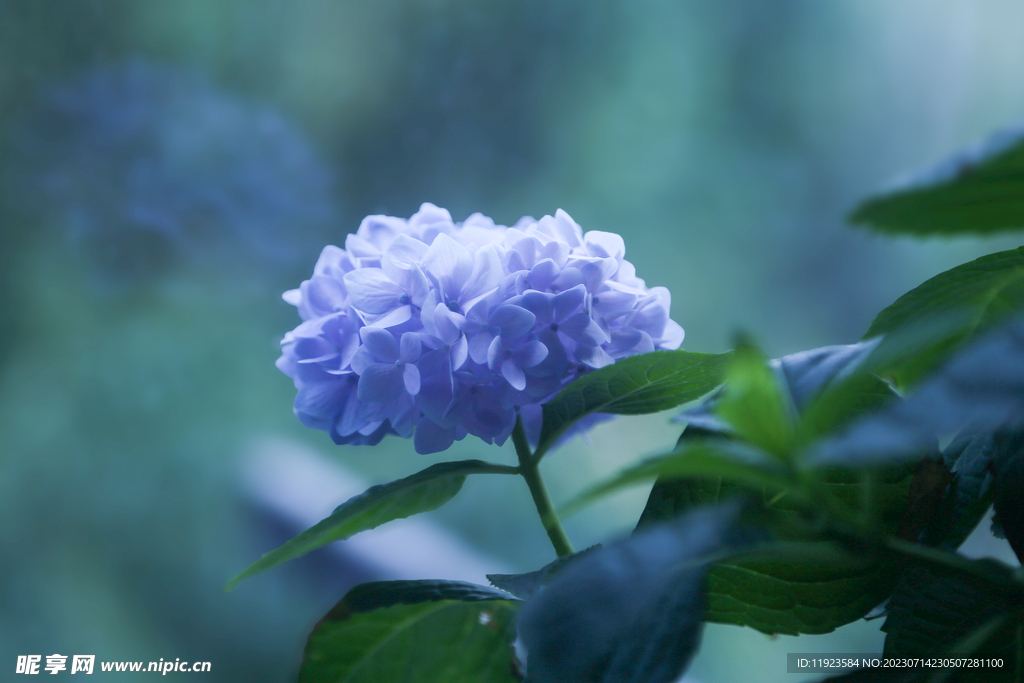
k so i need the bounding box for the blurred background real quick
[2,1,1024,680]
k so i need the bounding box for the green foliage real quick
[535,349,729,459]
[300,581,520,683]
[863,247,1024,386]
[628,344,918,635]
[813,314,1024,466]
[705,543,899,635]
[227,460,516,589]
[634,440,915,634]
[516,505,740,683]
[881,565,1013,658]
[850,125,1024,236]
[716,344,796,459]
[561,440,797,518]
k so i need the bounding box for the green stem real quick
[512,416,575,558]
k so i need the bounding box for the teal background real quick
[2,1,1024,680]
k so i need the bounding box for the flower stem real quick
[512,416,575,558]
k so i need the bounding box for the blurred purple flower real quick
[7,60,336,286]
[279,203,685,454]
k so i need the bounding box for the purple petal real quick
[519,291,554,324]
[294,378,351,420]
[414,417,456,454]
[381,234,428,277]
[293,336,337,364]
[422,232,474,302]
[360,327,400,362]
[433,304,465,345]
[463,245,503,300]
[579,258,618,293]
[501,358,527,390]
[400,332,422,362]
[345,232,380,258]
[403,363,421,395]
[552,267,585,292]
[574,344,615,369]
[659,319,685,349]
[469,330,494,364]
[538,239,570,267]
[553,285,586,321]
[584,230,625,260]
[357,363,405,402]
[344,269,405,314]
[303,276,348,317]
[348,346,374,374]
[487,335,504,370]
[529,329,569,379]
[525,259,559,291]
[450,335,469,370]
[490,304,536,340]
[630,287,672,337]
[592,287,638,321]
[364,304,412,329]
[512,340,548,369]
[391,400,418,437]
[560,312,610,346]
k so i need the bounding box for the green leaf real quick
[990,429,1024,563]
[922,432,997,550]
[561,441,796,518]
[535,349,729,460]
[300,580,520,683]
[882,564,1014,659]
[636,430,917,636]
[716,344,796,459]
[517,504,741,683]
[812,313,1024,466]
[863,247,1024,387]
[797,373,899,446]
[227,460,515,590]
[705,542,901,635]
[850,123,1024,236]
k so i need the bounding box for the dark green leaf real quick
[535,349,729,460]
[638,456,914,635]
[517,504,741,683]
[227,460,512,590]
[812,313,1024,466]
[989,429,1024,563]
[706,542,900,635]
[882,564,1014,659]
[300,580,520,683]
[863,247,1024,386]
[797,373,899,446]
[850,123,1024,236]
[921,432,997,550]
[715,344,796,459]
[861,310,977,390]
[561,441,796,518]
[486,545,601,601]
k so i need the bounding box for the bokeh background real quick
[2,1,1024,681]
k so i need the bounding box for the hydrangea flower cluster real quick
[278,204,684,454]
[6,60,334,286]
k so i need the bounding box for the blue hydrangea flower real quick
[7,59,336,286]
[278,204,685,454]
